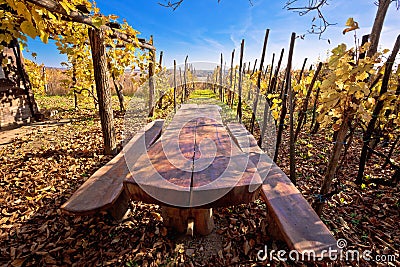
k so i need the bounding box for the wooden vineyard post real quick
[72,61,78,109]
[287,32,297,185]
[243,62,248,100]
[295,62,322,141]
[246,63,252,101]
[148,36,156,117]
[271,49,284,94]
[274,33,296,164]
[223,62,227,100]
[297,58,308,83]
[220,53,223,101]
[108,61,125,112]
[214,66,218,94]
[251,29,269,133]
[310,86,321,132]
[359,35,370,60]
[174,60,177,113]
[42,66,48,93]
[263,65,268,78]
[192,65,195,89]
[88,28,117,155]
[183,55,188,100]
[179,67,184,103]
[232,66,237,108]
[251,59,257,76]
[237,39,245,123]
[292,57,307,122]
[159,51,163,69]
[383,135,400,169]
[266,53,275,96]
[229,49,235,106]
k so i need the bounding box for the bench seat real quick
[61,119,164,220]
[227,123,338,259]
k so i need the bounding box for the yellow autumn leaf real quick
[15,2,32,21]
[40,31,49,44]
[355,91,364,99]
[272,110,280,120]
[109,14,119,20]
[345,17,355,27]
[359,42,371,53]
[46,10,57,20]
[20,20,38,38]
[31,8,43,26]
[343,17,359,35]
[92,16,103,28]
[356,72,369,81]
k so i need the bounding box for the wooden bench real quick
[61,119,164,220]
[227,123,338,259]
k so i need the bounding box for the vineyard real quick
[1,0,400,266]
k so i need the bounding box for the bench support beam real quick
[107,188,130,221]
[161,206,214,236]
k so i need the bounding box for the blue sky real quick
[26,0,400,69]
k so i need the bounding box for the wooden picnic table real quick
[63,103,338,257]
[124,104,263,235]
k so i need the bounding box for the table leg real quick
[161,206,214,236]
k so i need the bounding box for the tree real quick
[367,0,394,57]
[312,42,384,215]
[0,0,154,155]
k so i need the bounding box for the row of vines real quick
[209,23,399,215]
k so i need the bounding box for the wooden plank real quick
[191,110,262,207]
[227,123,264,154]
[261,165,339,257]
[61,119,164,217]
[226,123,338,258]
[125,106,196,207]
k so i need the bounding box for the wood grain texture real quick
[227,123,264,154]
[227,123,338,258]
[191,116,262,207]
[125,105,262,208]
[125,106,196,207]
[61,120,164,217]
[88,28,116,155]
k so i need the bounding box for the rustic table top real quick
[129,104,262,208]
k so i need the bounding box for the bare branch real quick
[158,0,184,10]
[284,0,335,38]
[159,0,253,10]
[24,0,155,50]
